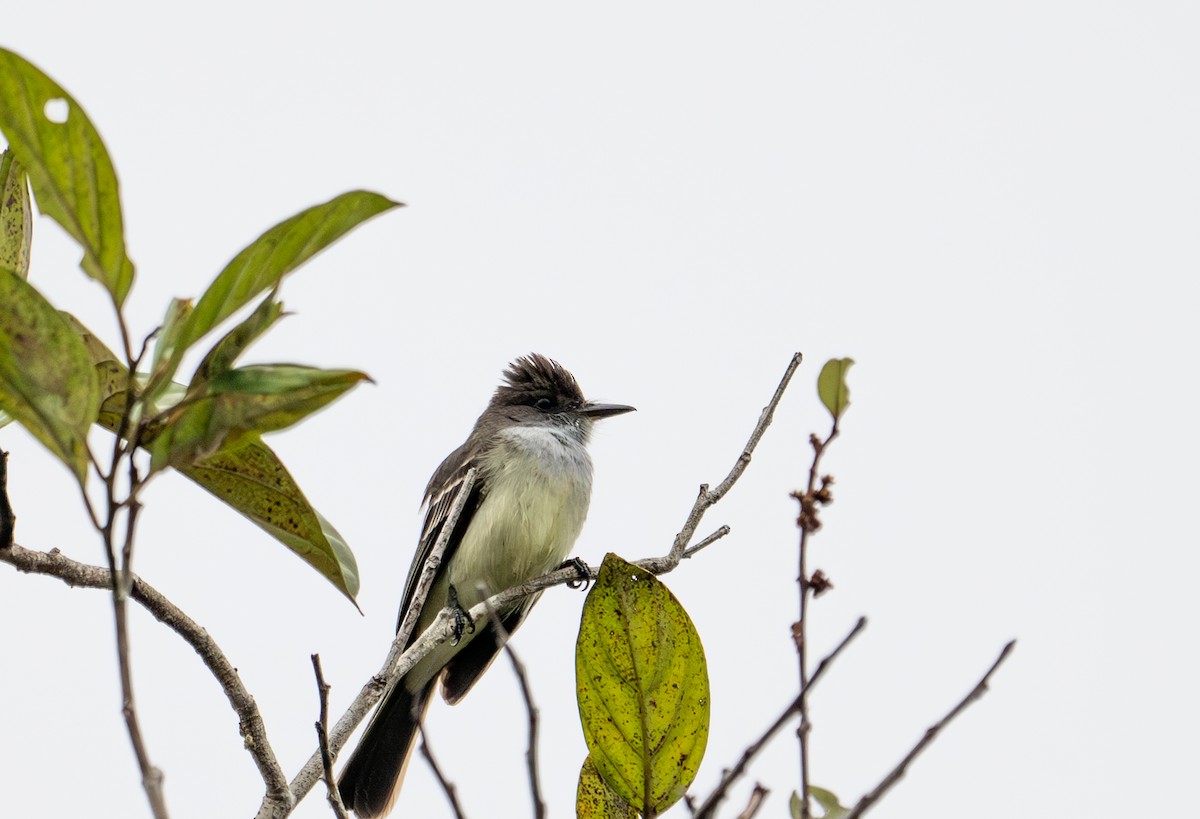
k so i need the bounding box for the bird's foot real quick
[558,556,593,591]
[447,584,476,645]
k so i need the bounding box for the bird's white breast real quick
[447,424,594,606]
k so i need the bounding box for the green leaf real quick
[791,791,803,819]
[149,364,370,471]
[179,435,359,602]
[175,190,400,357]
[809,786,849,819]
[577,755,638,819]
[576,553,710,816]
[192,293,285,385]
[0,269,98,482]
[0,149,32,279]
[0,48,134,304]
[817,358,855,421]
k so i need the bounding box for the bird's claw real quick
[447,584,476,645]
[559,556,593,591]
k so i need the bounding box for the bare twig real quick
[736,784,770,819]
[311,655,349,819]
[682,525,731,559]
[418,731,469,819]
[793,418,840,819]
[843,640,1017,819]
[105,495,170,818]
[91,335,173,818]
[0,541,292,802]
[481,595,546,819]
[638,352,802,575]
[693,618,867,819]
[261,469,478,818]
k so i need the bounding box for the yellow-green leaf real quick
[817,358,854,421]
[0,149,32,279]
[175,190,400,358]
[179,435,359,602]
[0,49,134,304]
[576,553,710,815]
[0,269,98,483]
[577,755,638,819]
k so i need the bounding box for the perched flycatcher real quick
[337,354,634,817]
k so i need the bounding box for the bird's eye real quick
[535,397,554,411]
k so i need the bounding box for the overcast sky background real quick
[3,2,1198,817]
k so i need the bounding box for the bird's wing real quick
[394,441,486,637]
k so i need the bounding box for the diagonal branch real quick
[692,617,866,819]
[0,540,292,804]
[638,352,802,575]
[418,729,469,819]
[843,640,1017,819]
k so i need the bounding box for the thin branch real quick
[311,655,349,819]
[418,730,469,819]
[735,785,769,819]
[261,469,478,818]
[638,352,802,575]
[110,554,169,818]
[93,332,171,818]
[481,595,546,819]
[0,541,292,802]
[843,640,1017,819]
[682,525,731,559]
[693,618,867,819]
[793,418,840,819]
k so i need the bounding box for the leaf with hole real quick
[576,553,710,816]
[0,48,134,304]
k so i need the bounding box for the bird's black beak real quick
[579,402,636,419]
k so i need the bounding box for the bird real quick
[337,353,635,817]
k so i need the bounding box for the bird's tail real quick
[338,678,435,817]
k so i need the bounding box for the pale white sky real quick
[3,2,1198,817]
